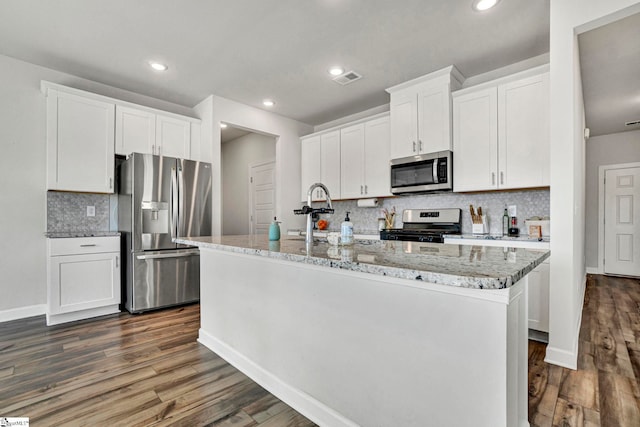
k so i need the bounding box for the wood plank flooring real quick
[1,274,639,426]
[529,274,640,427]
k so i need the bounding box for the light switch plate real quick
[86,206,95,217]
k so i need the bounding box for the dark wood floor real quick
[1,274,639,426]
[529,274,640,427]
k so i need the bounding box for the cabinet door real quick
[48,252,120,315]
[452,88,498,192]
[46,90,115,193]
[301,135,321,201]
[340,124,365,199]
[417,84,452,153]
[115,105,155,156]
[364,115,392,197]
[190,122,204,162]
[528,260,550,332]
[156,115,191,159]
[389,92,418,159]
[320,130,341,200]
[498,73,550,189]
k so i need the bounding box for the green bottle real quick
[502,208,509,236]
[269,217,281,241]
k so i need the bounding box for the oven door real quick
[390,151,452,194]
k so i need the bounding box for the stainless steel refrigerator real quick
[118,153,212,313]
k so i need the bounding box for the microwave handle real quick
[432,158,439,183]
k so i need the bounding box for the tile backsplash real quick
[47,191,115,232]
[316,189,550,235]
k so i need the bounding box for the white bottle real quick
[341,211,354,246]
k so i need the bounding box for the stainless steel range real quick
[380,208,461,243]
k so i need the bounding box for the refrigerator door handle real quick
[171,167,178,239]
[177,165,185,237]
[136,250,199,260]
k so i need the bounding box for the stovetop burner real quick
[380,208,461,243]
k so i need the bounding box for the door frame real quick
[248,158,276,235]
[597,161,640,274]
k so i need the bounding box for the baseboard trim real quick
[46,305,120,326]
[198,329,357,427]
[0,304,46,323]
[544,274,587,370]
[585,267,601,275]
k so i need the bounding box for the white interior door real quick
[249,160,276,235]
[604,166,640,276]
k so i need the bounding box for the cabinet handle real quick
[109,178,113,189]
[152,144,156,155]
[419,140,423,152]
[80,244,96,247]
[360,185,363,195]
[115,256,119,268]
[492,172,496,185]
[158,145,162,156]
[412,141,416,152]
[500,172,504,185]
[365,185,368,194]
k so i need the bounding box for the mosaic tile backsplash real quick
[47,191,114,232]
[312,189,550,235]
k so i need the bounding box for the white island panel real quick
[197,245,530,427]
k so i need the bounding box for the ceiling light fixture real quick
[472,0,500,11]
[149,62,168,71]
[263,99,275,107]
[329,66,344,76]
[220,123,228,128]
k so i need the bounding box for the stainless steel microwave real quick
[390,150,453,194]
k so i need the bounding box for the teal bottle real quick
[269,217,281,241]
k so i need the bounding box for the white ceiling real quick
[1,1,635,135]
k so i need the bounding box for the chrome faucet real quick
[293,182,334,244]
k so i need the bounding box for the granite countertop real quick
[445,233,550,243]
[45,231,121,238]
[175,235,550,290]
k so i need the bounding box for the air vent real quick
[625,119,640,126]
[333,71,363,85]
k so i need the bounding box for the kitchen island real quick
[176,235,549,427]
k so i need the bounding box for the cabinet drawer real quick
[49,236,120,256]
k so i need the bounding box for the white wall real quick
[585,129,640,269]
[0,54,201,320]
[195,95,313,237]
[547,0,640,369]
[222,132,276,235]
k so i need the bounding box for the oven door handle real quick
[432,158,439,183]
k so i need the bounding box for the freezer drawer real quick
[127,249,200,313]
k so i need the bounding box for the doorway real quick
[249,160,276,234]
[221,125,277,235]
[599,162,640,277]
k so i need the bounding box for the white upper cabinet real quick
[45,88,115,193]
[452,87,499,192]
[498,73,550,189]
[300,130,341,202]
[156,114,191,159]
[115,105,155,156]
[340,124,365,199]
[340,115,391,199]
[453,67,550,192]
[116,106,194,159]
[387,66,463,159]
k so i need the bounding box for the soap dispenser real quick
[268,217,281,241]
[341,211,354,246]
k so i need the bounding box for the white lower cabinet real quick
[527,259,550,333]
[47,236,121,326]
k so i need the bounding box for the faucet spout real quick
[302,182,334,244]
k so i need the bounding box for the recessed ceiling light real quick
[329,66,344,76]
[149,62,168,71]
[220,123,228,128]
[472,0,500,11]
[263,99,275,107]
